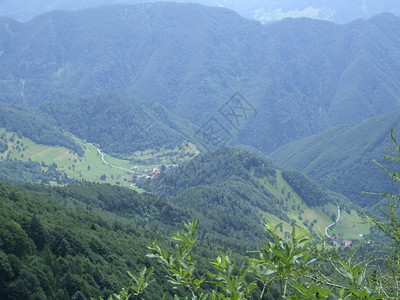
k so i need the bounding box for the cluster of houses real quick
[329,236,353,248]
[124,167,160,183]
[123,164,179,184]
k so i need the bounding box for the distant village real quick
[325,234,367,249]
[123,163,178,185]
[329,236,353,248]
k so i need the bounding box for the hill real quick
[270,111,400,207]
[0,103,82,155]
[0,91,199,157]
[0,126,198,189]
[39,93,198,154]
[0,181,190,299]
[0,134,370,247]
[154,148,369,244]
[1,4,400,152]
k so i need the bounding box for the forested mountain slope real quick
[0,103,82,154]
[270,111,400,207]
[154,148,367,247]
[1,3,400,152]
[0,182,190,299]
[39,94,197,154]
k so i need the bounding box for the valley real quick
[0,125,370,242]
[0,127,193,190]
[0,2,399,299]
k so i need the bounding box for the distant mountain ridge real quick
[1,0,399,23]
[0,3,400,153]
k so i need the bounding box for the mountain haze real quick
[0,3,393,298]
[1,4,400,152]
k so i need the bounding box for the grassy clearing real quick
[257,169,369,240]
[123,142,199,164]
[331,209,370,239]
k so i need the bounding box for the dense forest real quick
[0,145,373,298]
[0,159,74,185]
[152,148,356,247]
[39,94,197,154]
[271,111,400,207]
[0,182,208,299]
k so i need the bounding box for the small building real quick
[343,240,353,248]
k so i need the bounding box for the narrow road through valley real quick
[325,205,341,238]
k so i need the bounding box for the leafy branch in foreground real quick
[147,219,207,299]
[98,267,154,300]
[112,219,383,299]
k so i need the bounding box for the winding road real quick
[325,205,341,238]
[96,148,135,174]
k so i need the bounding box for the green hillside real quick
[0,150,371,297]
[270,111,400,207]
[0,181,195,299]
[1,4,400,153]
[0,103,82,155]
[154,148,369,244]
[39,93,198,154]
[0,91,199,157]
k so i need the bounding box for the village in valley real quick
[123,163,178,186]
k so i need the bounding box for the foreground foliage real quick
[111,219,386,299]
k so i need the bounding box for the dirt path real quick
[325,205,341,238]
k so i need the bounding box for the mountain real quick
[1,0,400,23]
[1,3,400,153]
[0,93,197,156]
[0,175,362,299]
[270,111,400,207]
[39,93,198,154]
